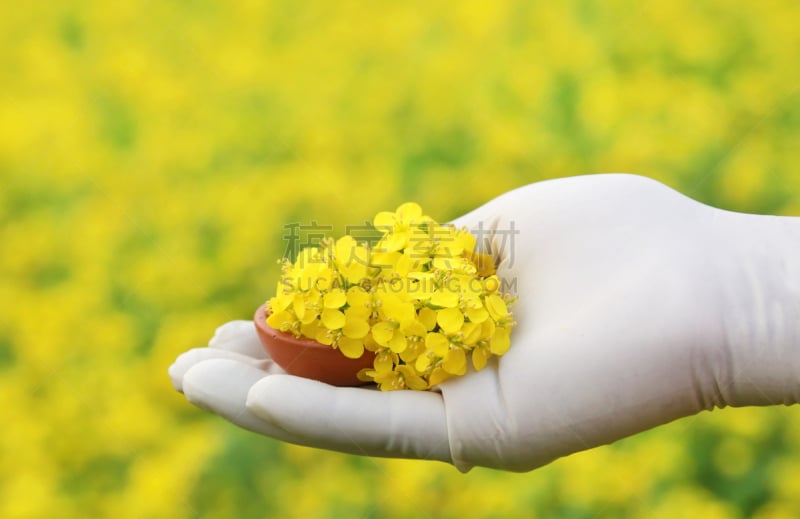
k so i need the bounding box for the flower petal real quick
[323,289,347,309]
[480,318,496,340]
[396,202,423,225]
[372,321,396,346]
[486,294,509,321]
[380,232,407,252]
[356,368,374,382]
[415,353,432,372]
[373,211,396,231]
[342,313,370,339]
[338,337,365,359]
[425,332,449,357]
[442,348,466,375]
[472,347,491,371]
[346,287,371,315]
[321,308,345,330]
[397,365,427,390]
[483,276,500,294]
[269,293,292,313]
[466,305,489,324]
[374,351,394,372]
[427,368,451,387]
[388,331,407,354]
[461,322,481,345]
[430,290,459,308]
[437,307,464,335]
[266,310,293,331]
[400,320,427,338]
[292,293,306,320]
[418,307,438,330]
[490,327,511,355]
[399,341,424,363]
[315,328,334,345]
[300,308,319,325]
[300,319,321,339]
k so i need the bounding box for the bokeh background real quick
[2,0,799,517]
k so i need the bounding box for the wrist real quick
[713,210,800,407]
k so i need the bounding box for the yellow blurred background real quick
[1,1,799,517]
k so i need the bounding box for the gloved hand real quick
[169,173,800,472]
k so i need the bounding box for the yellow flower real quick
[469,250,496,277]
[428,367,452,387]
[297,291,321,324]
[465,305,489,323]
[334,236,370,284]
[266,309,294,332]
[387,333,407,354]
[314,328,336,346]
[397,366,427,390]
[417,307,438,330]
[407,272,436,301]
[482,275,501,294]
[480,318,496,341]
[373,202,432,252]
[460,322,482,345]
[376,291,416,328]
[345,286,373,317]
[370,365,427,391]
[415,351,432,372]
[485,294,510,321]
[372,321,408,353]
[290,247,331,291]
[269,282,293,312]
[425,332,450,356]
[372,321,396,346]
[399,319,426,338]
[399,340,425,363]
[370,250,401,275]
[300,319,322,339]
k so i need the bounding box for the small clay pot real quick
[254,304,376,386]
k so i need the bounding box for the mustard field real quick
[1,1,799,517]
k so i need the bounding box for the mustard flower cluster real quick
[266,202,515,390]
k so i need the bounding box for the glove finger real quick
[169,347,283,393]
[181,358,297,442]
[209,320,269,359]
[246,374,452,463]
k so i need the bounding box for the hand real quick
[169,173,800,472]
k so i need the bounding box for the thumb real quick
[245,375,453,464]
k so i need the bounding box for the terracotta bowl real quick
[254,304,376,386]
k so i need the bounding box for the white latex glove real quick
[169,173,800,472]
